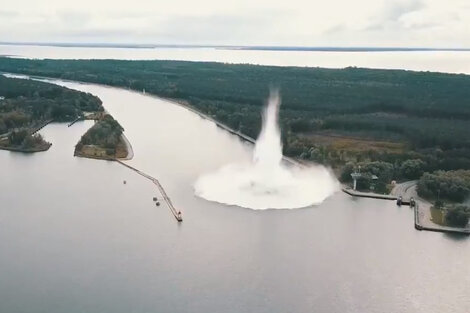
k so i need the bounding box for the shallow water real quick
[0,79,469,313]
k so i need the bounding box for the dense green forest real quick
[1,58,469,197]
[75,114,126,159]
[418,170,470,203]
[0,75,102,151]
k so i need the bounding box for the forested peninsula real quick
[0,75,127,159]
[1,58,469,205]
[0,75,102,152]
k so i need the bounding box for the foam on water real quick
[194,90,339,210]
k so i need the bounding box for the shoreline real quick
[0,119,54,154]
[3,72,305,167]
[118,133,134,160]
[343,184,470,235]
[74,130,132,161]
[0,142,52,153]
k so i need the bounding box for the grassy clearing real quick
[298,133,407,153]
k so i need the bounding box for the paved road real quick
[391,180,418,198]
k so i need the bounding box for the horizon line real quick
[1,41,470,52]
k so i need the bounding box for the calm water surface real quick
[0,79,469,313]
[2,44,470,74]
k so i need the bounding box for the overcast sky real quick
[0,0,468,47]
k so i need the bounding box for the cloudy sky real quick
[0,0,468,47]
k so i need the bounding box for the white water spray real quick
[194,90,339,210]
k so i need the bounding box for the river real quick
[0,77,469,313]
[2,44,470,74]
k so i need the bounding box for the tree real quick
[8,129,28,146]
[434,200,444,210]
[417,170,470,202]
[446,206,470,227]
[400,159,425,180]
[360,161,395,184]
[340,162,355,183]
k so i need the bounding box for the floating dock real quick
[115,159,182,222]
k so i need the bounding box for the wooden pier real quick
[115,159,182,222]
[31,119,54,134]
[67,116,83,127]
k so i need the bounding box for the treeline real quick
[340,159,426,193]
[1,58,469,176]
[0,75,102,131]
[417,170,470,203]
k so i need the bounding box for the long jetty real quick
[115,159,182,222]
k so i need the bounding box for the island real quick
[74,114,128,160]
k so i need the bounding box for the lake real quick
[0,76,469,313]
[2,44,470,74]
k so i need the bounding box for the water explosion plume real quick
[194,90,339,210]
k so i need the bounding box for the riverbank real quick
[415,202,470,234]
[343,182,470,235]
[0,119,54,153]
[0,142,52,153]
[118,133,134,160]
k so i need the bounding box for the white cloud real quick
[0,0,468,47]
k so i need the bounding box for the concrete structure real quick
[351,171,362,190]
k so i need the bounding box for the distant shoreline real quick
[1,42,469,52]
